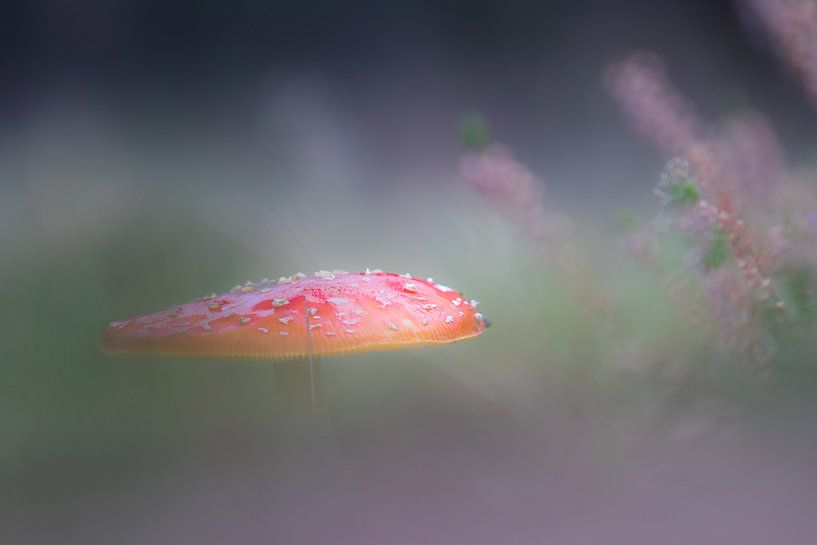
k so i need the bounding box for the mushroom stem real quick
[274,356,323,427]
[308,353,317,422]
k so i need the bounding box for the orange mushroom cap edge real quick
[102,270,490,360]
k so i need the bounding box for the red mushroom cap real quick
[102,270,489,360]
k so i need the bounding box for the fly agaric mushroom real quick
[103,270,488,420]
[102,270,489,359]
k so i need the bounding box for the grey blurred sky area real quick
[1,0,816,206]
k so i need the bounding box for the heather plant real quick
[607,45,817,364]
[460,0,817,369]
[458,115,614,321]
[740,0,817,107]
[651,160,781,361]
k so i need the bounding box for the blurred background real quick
[4,0,817,543]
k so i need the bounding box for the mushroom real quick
[102,270,489,417]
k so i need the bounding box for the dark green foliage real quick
[779,265,817,322]
[703,230,729,270]
[459,113,490,151]
[667,178,699,206]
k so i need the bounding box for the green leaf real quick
[459,113,490,151]
[668,178,699,206]
[703,230,729,270]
